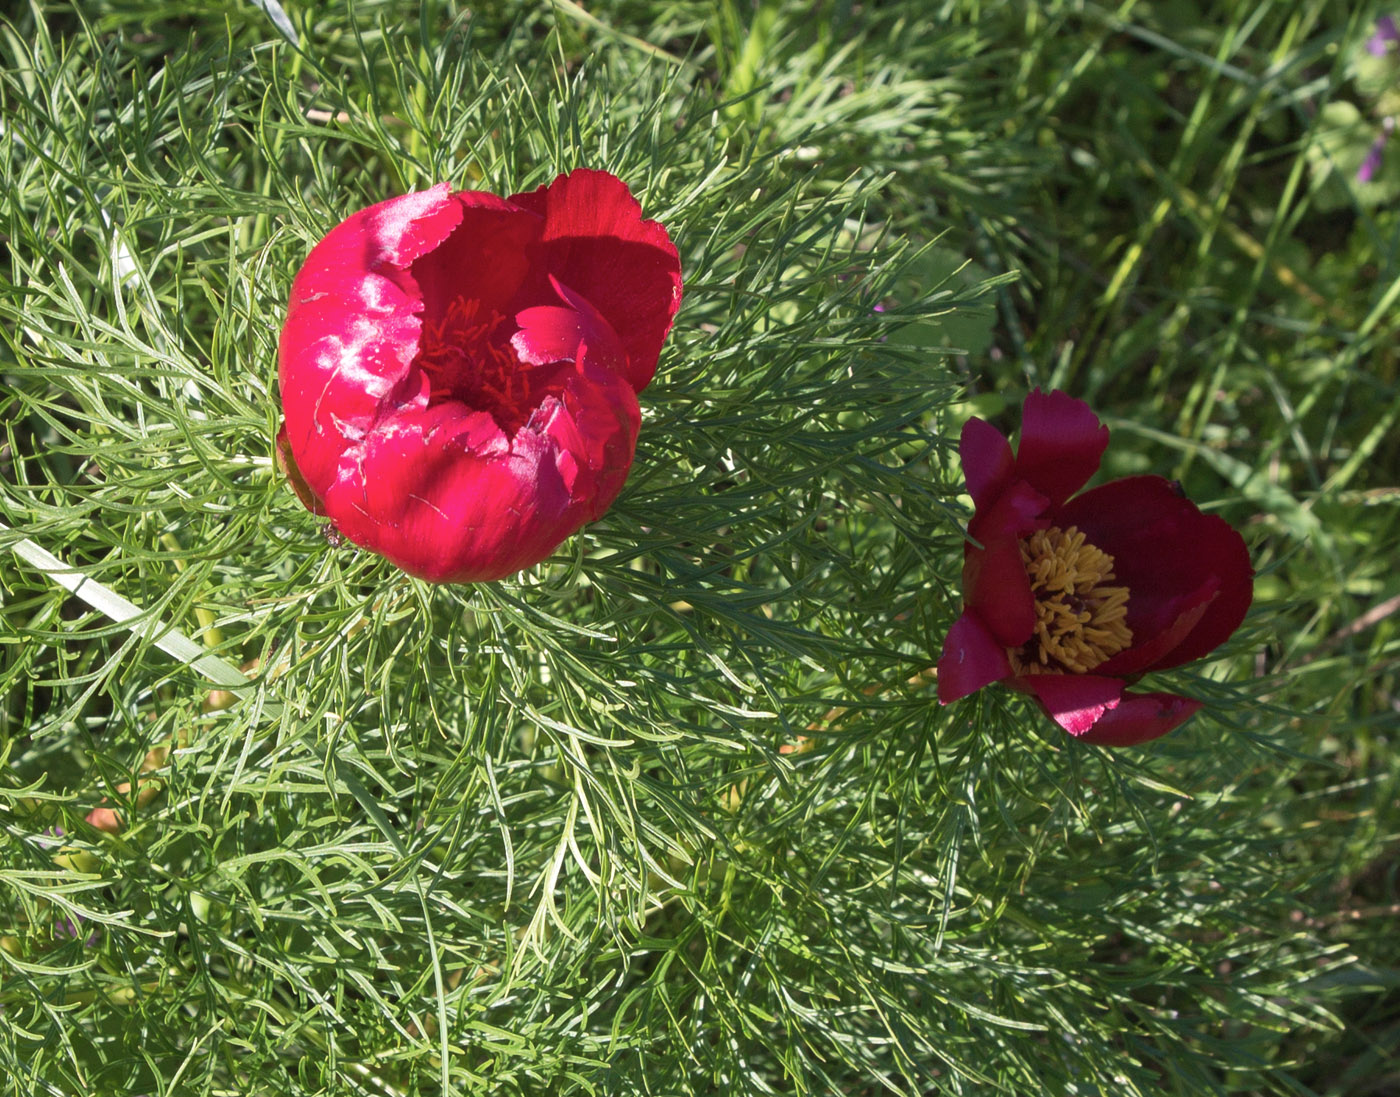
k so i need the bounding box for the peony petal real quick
[1019,674,1124,736]
[530,348,641,521]
[1093,576,1216,678]
[511,305,589,366]
[322,403,566,583]
[319,358,639,583]
[960,415,1017,511]
[288,184,463,301]
[963,536,1036,648]
[1145,515,1252,669]
[1058,475,1253,673]
[1074,691,1202,746]
[279,186,467,499]
[511,276,627,377]
[278,300,426,497]
[1015,389,1109,508]
[967,478,1049,543]
[510,169,681,392]
[937,612,1013,703]
[960,477,1047,648]
[408,190,542,327]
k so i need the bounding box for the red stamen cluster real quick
[414,298,537,433]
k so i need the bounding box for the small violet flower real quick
[1367,14,1398,56]
[937,390,1253,746]
[277,169,682,582]
[1359,16,1399,182]
[1358,116,1396,183]
[53,910,100,948]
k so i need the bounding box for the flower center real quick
[1009,525,1132,675]
[413,297,543,433]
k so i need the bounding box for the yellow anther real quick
[1009,525,1132,675]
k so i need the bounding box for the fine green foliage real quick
[1,2,1396,1095]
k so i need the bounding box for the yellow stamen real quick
[1009,525,1132,675]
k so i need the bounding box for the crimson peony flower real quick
[276,169,681,582]
[937,389,1253,746]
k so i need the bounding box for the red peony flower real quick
[276,169,681,582]
[937,389,1253,746]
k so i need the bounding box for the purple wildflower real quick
[53,910,100,948]
[1367,15,1399,57]
[1358,117,1396,183]
[1357,17,1398,185]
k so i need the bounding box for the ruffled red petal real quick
[323,424,562,583]
[320,404,534,582]
[512,276,627,379]
[278,186,466,498]
[510,169,681,392]
[937,612,1013,702]
[295,183,464,283]
[318,351,639,584]
[1014,389,1109,508]
[1073,691,1202,746]
[1057,475,1252,673]
[531,349,642,521]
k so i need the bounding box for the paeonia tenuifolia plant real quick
[938,389,1253,746]
[276,169,682,582]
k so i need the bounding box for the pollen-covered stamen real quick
[413,297,541,432]
[1009,525,1132,675]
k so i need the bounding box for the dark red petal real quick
[963,536,1036,647]
[408,190,542,327]
[1019,674,1124,736]
[1144,516,1252,669]
[1057,475,1253,672]
[510,169,681,392]
[1014,389,1109,508]
[967,479,1049,543]
[1074,691,1202,746]
[1093,575,1216,678]
[278,186,465,499]
[960,477,1047,648]
[937,612,1013,702]
[960,415,1016,510]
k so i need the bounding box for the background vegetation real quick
[1,0,1397,1093]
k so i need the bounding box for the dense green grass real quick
[2,1,1397,1093]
